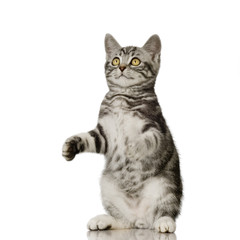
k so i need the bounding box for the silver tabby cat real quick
[62,34,183,233]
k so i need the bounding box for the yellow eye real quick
[112,57,120,66]
[131,58,141,66]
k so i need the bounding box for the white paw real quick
[135,219,148,229]
[154,216,176,233]
[87,214,115,231]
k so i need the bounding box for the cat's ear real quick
[105,34,121,56]
[142,34,161,58]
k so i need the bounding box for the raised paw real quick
[62,136,84,161]
[87,215,115,231]
[154,216,176,233]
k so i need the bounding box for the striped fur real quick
[62,34,183,233]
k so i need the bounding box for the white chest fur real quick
[100,105,145,155]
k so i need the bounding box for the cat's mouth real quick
[117,74,134,80]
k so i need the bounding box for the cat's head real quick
[104,34,161,91]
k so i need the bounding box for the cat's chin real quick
[117,74,134,80]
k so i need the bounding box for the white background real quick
[0,1,240,240]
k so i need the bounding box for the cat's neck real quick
[107,86,156,97]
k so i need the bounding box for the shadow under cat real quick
[87,229,176,240]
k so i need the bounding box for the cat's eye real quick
[131,58,141,66]
[112,57,120,66]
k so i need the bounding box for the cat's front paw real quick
[87,214,114,231]
[62,136,84,161]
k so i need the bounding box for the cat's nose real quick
[119,64,126,72]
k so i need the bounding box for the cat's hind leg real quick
[87,214,127,230]
[137,176,181,233]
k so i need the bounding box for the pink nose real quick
[119,65,126,72]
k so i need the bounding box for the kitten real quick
[62,34,183,233]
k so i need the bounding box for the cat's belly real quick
[104,156,144,197]
[100,109,155,195]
